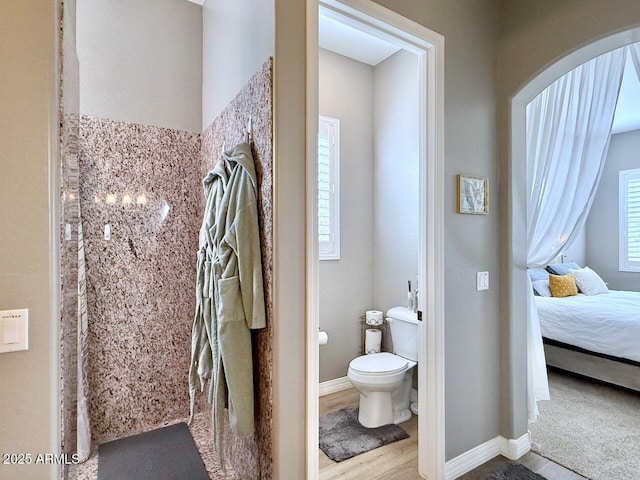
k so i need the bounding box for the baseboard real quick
[319,380,417,400]
[444,437,502,480]
[501,432,531,460]
[444,432,531,479]
[319,376,352,397]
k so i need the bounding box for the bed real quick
[536,290,640,391]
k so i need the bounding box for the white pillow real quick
[532,279,552,297]
[568,267,608,295]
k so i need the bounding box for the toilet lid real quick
[349,352,408,375]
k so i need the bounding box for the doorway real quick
[305,1,445,478]
[510,25,640,480]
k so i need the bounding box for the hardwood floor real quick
[319,388,418,479]
[319,388,586,480]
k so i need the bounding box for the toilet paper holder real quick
[360,316,390,355]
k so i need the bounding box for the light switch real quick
[3,318,19,344]
[0,309,28,353]
[477,271,489,291]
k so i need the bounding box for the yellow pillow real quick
[549,273,578,298]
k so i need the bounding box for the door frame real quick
[305,1,446,478]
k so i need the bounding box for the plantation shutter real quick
[318,116,340,260]
[620,169,640,271]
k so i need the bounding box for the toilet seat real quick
[349,352,408,376]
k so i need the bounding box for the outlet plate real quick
[0,309,29,353]
[477,271,489,291]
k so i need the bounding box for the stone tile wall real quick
[200,58,273,480]
[78,116,201,443]
[64,59,273,480]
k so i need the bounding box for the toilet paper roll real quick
[365,310,383,326]
[365,328,382,354]
[318,330,328,346]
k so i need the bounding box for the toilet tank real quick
[387,306,419,362]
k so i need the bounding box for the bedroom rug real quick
[319,406,410,462]
[529,370,640,480]
[98,422,209,480]
[485,462,548,480]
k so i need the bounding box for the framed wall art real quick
[457,174,488,215]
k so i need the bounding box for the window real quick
[318,115,340,260]
[619,168,640,272]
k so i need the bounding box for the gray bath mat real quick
[98,422,209,480]
[319,406,409,462]
[486,463,548,480]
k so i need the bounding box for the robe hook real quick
[246,114,253,143]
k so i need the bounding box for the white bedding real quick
[535,290,640,363]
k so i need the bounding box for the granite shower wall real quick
[73,58,273,478]
[60,112,79,456]
[60,0,81,468]
[199,58,273,480]
[78,116,201,443]
[65,55,271,479]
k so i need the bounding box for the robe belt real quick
[199,246,222,299]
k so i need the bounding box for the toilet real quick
[347,306,418,428]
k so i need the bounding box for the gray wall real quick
[77,0,203,133]
[318,48,420,383]
[318,49,374,382]
[586,129,640,291]
[373,49,420,315]
[374,0,501,460]
[271,1,306,475]
[498,0,640,446]
[0,2,58,479]
[562,227,587,266]
[202,0,274,128]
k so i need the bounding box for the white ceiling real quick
[187,3,400,66]
[318,13,401,66]
[612,54,640,134]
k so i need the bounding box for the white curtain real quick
[525,46,627,422]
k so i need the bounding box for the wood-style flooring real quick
[319,388,586,480]
[319,388,418,480]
